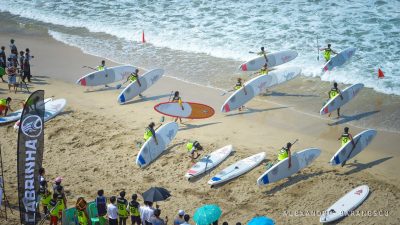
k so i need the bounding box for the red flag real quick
[142,30,146,43]
[378,68,384,79]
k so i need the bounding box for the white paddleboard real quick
[239,50,298,71]
[221,67,301,112]
[118,69,164,104]
[0,109,23,124]
[257,148,321,186]
[320,83,363,115]
[185,145,233,180]
[320,185,369,223]
[322,47,356,72]
[208,152,265,186]
[76,65,137,86]
[136,122,179,168]
[14,98,66,130]
[330,129,377,166]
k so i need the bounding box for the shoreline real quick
[0,18,399,224]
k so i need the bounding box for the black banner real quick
[17,90,45,224]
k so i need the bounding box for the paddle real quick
[341,138,359,167]
[82,65,96,71]
[220,89,234,96]
[317,35,320,61]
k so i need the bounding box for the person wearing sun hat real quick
[173,210,185,225]
[53,176,68,219]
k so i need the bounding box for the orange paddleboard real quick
[154,102,215,119]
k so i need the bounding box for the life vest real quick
[341,133,350,146]
[329,88,339,99]
[49,199,60,217]
[40,191,52,206]
[77,209,88,225]
[130,73,138,82]
[186,141,199,152]
[278,147,289,161]
[144,127,153,141]
[260,68,268,75]
[117,198,128,218]
[0,99,6,106]
[129,201,140,217]
[97,65,105,71]
[234,81,242,90]
[324,49,332,61]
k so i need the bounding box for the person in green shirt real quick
[320,44,338,61]
[117,191,129,225]
[128,194,141,225]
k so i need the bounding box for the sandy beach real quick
[0,23,399,225]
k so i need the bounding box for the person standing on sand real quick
[6,62,18,93]
[117,191,129,225]
[107,196,119,225]
[24,48,34,82]
[0,97,13,116]
[258,63,269,75]
[149,209,168,225]
[125,68,143,97]
[338,127,355,147]
[97,60,106,71]
[171,91,184,124]
[143,122,159,145]
[234,78,247,111]
[0,46,6,69]
[49,193,61,225]
[320,44,338,62]
[327,82,343,118]
[53,177,67,219]
[76,197,91,225]
[180,214,191,225]
[173,210,185,225]
[128,194,141,225]
[96,190,107,221]
[9,39,17,55]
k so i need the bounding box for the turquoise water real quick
[1,0,399,94]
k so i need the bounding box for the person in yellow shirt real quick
[127,194,141,225]
[233,78,247,111]
[49,193,61,225]
[76,197,91,225]
[117,191,129,225]
[172,91,184,123]
[327,82,343,118]
[0,97,12,116]
[320,44,338,61]
[338,127,355,146]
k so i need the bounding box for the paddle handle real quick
[317,35,320,61]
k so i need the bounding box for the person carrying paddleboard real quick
[320,44,338,62]
[328,82,343,118]
[266,142,293,169]
[338,127,355,147]
[186,140,203,163]
[125,68,143,97]
[143,122,159,145]
[172,91,184,123]
[258,63,269,75]
[234,78,247,111]
[256,46,268,64]
[97,60,106,71]
[0,97,13,116]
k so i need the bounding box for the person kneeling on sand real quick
[186,141,203,163]
[0,97,13,116]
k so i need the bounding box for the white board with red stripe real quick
[239,50,298,71]
[320,83,364,115]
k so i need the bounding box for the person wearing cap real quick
[0,97,13,116]
[127,194,141,225]
[186,141,203,163]
[117,191,129,225]
[149,208,168,225]
[107,196,119,225]
[233,78,247,111]
[173,210,185,225]
[53,177,67,218]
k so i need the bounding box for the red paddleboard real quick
[154,102,215,119]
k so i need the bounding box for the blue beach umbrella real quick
[247,216,275,225]
[193,204,222,225]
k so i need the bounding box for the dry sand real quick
[0,29,399,225]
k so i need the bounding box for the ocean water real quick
[1,0,399,95]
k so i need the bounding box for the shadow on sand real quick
[225,106,288,117]
[122,93,171,105]
[340,156,393,176]
[179,122,221,131]
[328,110,380,126]
[264,91,319,97]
